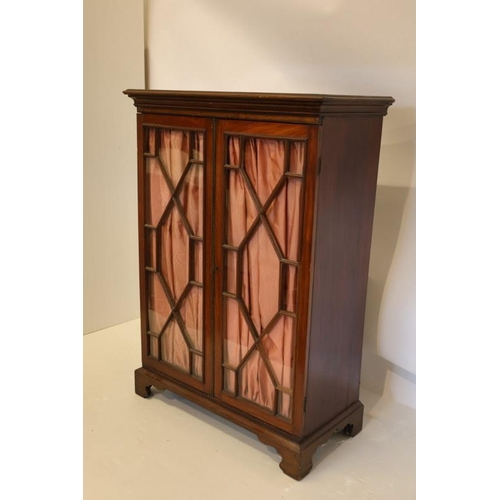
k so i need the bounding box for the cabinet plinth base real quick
[134,367,364,480]
[135,368,153,398]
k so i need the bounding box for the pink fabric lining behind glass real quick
[224,137,304,418]
[145,127,305,409]
[146,128,204,375]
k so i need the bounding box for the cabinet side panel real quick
[304,116,383,435]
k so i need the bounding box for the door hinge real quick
[303,396,307,413]
[317,157,322,176]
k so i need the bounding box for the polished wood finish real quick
[124,89,394,124]
[126,90,393,480]
[303,116,385,435]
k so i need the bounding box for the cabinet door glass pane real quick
[145,127,205,380]
[222,135,305,419]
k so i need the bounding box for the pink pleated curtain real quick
[224,137,304,418]
[145,127,304,418]
[146,129,204,378]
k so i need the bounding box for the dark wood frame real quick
[214,119,314,435]
[126,90,394,480]
[137,113,215,394]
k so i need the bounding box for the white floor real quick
[84,319,415,499]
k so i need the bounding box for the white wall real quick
[146,0,416,407]
[84,0,144,333]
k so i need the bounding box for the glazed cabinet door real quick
[138,114,214,394]
[214,119,318,433]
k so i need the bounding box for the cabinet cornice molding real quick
[124,89,394,123]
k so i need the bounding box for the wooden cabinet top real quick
[124,89,394,123]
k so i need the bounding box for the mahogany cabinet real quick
[124,90,394,480]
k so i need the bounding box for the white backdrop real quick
[84,0,144,333]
